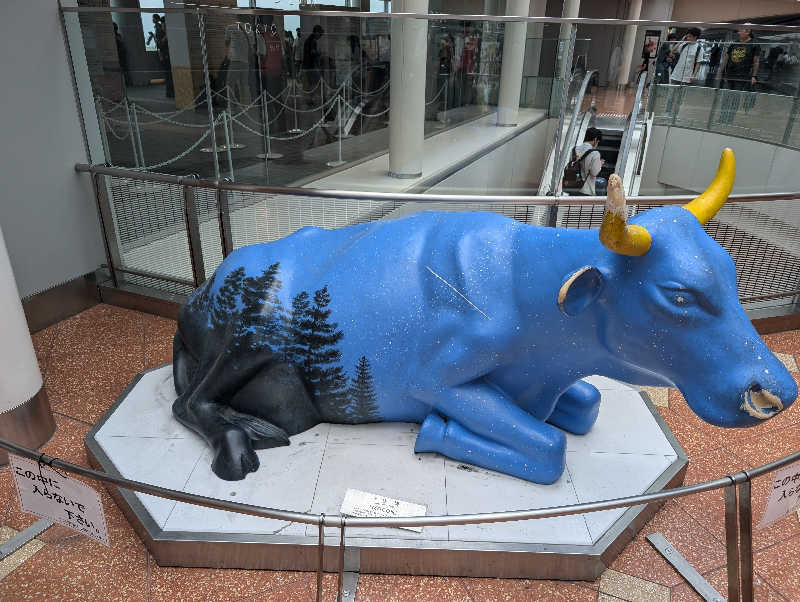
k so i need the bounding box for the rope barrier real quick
[230,103,286,137]
[103,118,132,140]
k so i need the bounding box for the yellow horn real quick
[599,174,652,256]
[682,148,736,225]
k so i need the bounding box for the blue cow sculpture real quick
[172,149,797,483]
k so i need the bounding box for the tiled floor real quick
[2,303,799,601]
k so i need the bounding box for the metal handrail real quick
[3,434,798,602]
[1,434,797,529]
[75,162,800,206]
[58,5,800,33]
[615,71,648,183]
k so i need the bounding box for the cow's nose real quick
[741,385,784,420]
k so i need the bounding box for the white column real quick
[496,0,530,126]
[617,0,643,87]
[0,222,53,460]
[388,0,428,179]
[557,0,580,79]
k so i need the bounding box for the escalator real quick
[538,72,649,227]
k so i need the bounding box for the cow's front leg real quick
[546,380,601,435]
[413,383,566,484]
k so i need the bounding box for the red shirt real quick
[260,34,284,76]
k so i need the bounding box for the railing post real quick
[317,514,325,602]
[738,478,754,602]
[724,482,741,602]
[90,172,122,288]
[337,516,346,602]
[182,177,206,287]
[216,179,234,258]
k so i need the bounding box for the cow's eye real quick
[671,291,695,306]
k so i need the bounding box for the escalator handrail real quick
[552,70,598,193]
[615,71,648,183]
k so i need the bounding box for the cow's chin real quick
[683,386,784,428]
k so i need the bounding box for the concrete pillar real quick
[388,0,429,179]
[617,0,643,87]
[0,224,55,464]
[496,0,530,126]
[111,0,148,87]
[557,0,580,79]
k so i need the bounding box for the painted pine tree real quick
[282,290,313,368]
[235,262,284,353]
[349,356,380,422]
[305,286,349,418]
[210,266,245,331]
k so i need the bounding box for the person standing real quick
[654,33,678,84]
[720,28,759,90]
[718,29,760,125]
[225,19,254,105]
[147,15,173,98]
[283,30,295,79]
[569,127,605,196]
[258,23,286,119]
[294,28,304,80]
[303,25,325,106]
[670,28,704,85]
[113,22,131,88]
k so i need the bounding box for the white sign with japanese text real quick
[757,459,800,530]
[340,489,426,533]
[9,454,110,546]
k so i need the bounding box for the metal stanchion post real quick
[226,85,246,150]
[289,78,302,134]
[131,102,145,168]
[198,11,220,179]
[257,90,283,161]
[326,95,346,167]
[223,111,235,181]
[123,97,140,168]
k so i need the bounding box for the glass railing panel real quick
[708,89,793,144]
[75,11,218,177]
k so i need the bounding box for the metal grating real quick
[102,177,800,310]
[225,191,403,249]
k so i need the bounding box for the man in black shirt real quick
[718,28,759,125]
[721,28,759,90]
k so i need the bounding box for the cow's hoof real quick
[211,428,260,481]
[548,380,601,435]
[414,413,447,453]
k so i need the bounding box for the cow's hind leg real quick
[546,380,601,435]
[414,383,567,484]
[173,353,290,480]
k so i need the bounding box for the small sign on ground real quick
[340,489,426,533]
[9,454,110,547]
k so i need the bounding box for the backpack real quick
[563,147,598,191]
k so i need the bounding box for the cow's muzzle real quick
[741,386,784,420]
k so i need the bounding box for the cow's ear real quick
[558,267,604,316]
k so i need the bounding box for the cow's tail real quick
[172,330,197,397]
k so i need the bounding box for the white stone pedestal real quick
[86,365,686,579]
